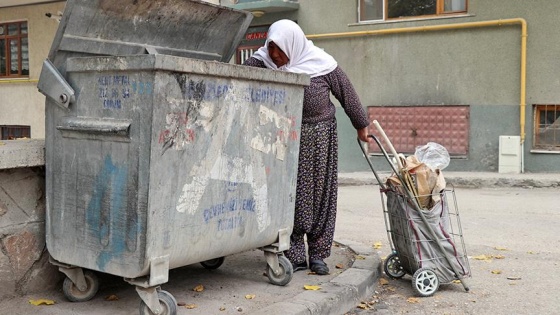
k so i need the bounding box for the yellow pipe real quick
[307,18,528,165]
[0,79,39,84]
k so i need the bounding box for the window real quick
[359,0,468,22]
[0,21,29,78]
[236,25,269,64]
[533,105,560,151]
[0,125,31,140]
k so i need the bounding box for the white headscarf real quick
[252,19,337,78]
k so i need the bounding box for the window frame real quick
[533,104,560,152]
[0,20,29,78]
[359,0,469,23]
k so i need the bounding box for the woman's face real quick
[268,41,289,68]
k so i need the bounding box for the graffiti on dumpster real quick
[97,75,153,109]
[202,194,256,232]
[85,155,135,271]
[158,112,196,150]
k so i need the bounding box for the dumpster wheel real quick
[139,290,177,315]
[62,270,99,302]
[384,252,406,279]
[412,268,440,297]
[200,257,225,270]
[266,255,293,286]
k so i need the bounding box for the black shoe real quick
[310,259,329,275]
[292,261,307,272]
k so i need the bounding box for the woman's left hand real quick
[357,127,370,142]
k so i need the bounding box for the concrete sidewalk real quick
[0,171,558,315]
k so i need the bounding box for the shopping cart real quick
[359,121,471,297]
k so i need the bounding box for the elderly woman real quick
[244,19,370,275]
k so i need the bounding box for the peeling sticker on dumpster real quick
[176,154,270,232]
[251,106,298,160]
[158,112,196,150]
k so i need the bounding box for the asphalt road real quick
[335,185,560,315]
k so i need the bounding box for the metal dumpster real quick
[37,1,309,314]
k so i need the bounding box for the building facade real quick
[1,0,559,173]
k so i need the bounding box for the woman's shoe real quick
[309,259,329,275]
[292,261,307,272]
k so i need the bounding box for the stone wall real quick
[0,139,61,299]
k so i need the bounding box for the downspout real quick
[307,18,528,172]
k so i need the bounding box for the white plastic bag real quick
[414,142,450,171]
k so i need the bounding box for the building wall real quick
[284,0,560,173]
[0,1,66,139]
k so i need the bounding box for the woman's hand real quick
[357,127,370,142]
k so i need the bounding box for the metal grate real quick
[367,105,469,156]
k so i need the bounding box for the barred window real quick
[359,0,468,22]
[533,105,560,151]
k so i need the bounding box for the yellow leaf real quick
[452,280,461,284]
[357,303,369,309]
[303,285,321,291]
[491,270,502,274]
[245,294,256,300]
[493,255,505,259]
[527,251,534,254]
[373,242,383,249]
[105,294,119,301]
[407,297,420,304]
[494,247,508,251]
[219,306,226,311]
[355,255,366,260]
[185,304,197,309]
[193,284,204,292]
[29,299,55,306]
[379,278,389,285]
[472,255,492,261]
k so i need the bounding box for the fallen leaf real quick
[177,302,186,306]
[379,278,389,285]
[494,246,508,251]
[355,255,366,260]
[491,270,502,274]
[219,306,226,311]
[494,255,505,259]
[527,251,534,254]
[357,302,370,310]
[507,276,522,280]
[407,297,420,304]
[29,299,55,306]
[184,304,197,309]
[105,295,119,301]
[373,242,383,249]
[335,263,344,269]
[193,284,205,292]
[303,285,321,291]
[452,280,461,284]
[245,294,256,300]
[472,254,493,261]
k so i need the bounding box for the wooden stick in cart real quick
[372,120,421,203]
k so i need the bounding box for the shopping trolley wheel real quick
[200,257,225,270]
[384,252,406,279]
[62,270,99,302]
[139,290,177,315]
[412,268,440,297]
[266,255,293,286]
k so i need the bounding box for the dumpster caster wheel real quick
[384,252,406,279]
[139,290,177,315]
[200,257,225,270]
[62,270,99,302]
[412,268,439,297]
[266,255,293,286]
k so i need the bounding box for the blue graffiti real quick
[85,155,129,271]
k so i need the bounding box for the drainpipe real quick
[307,18,528,172]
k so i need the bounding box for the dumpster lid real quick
[49,0,253,63]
